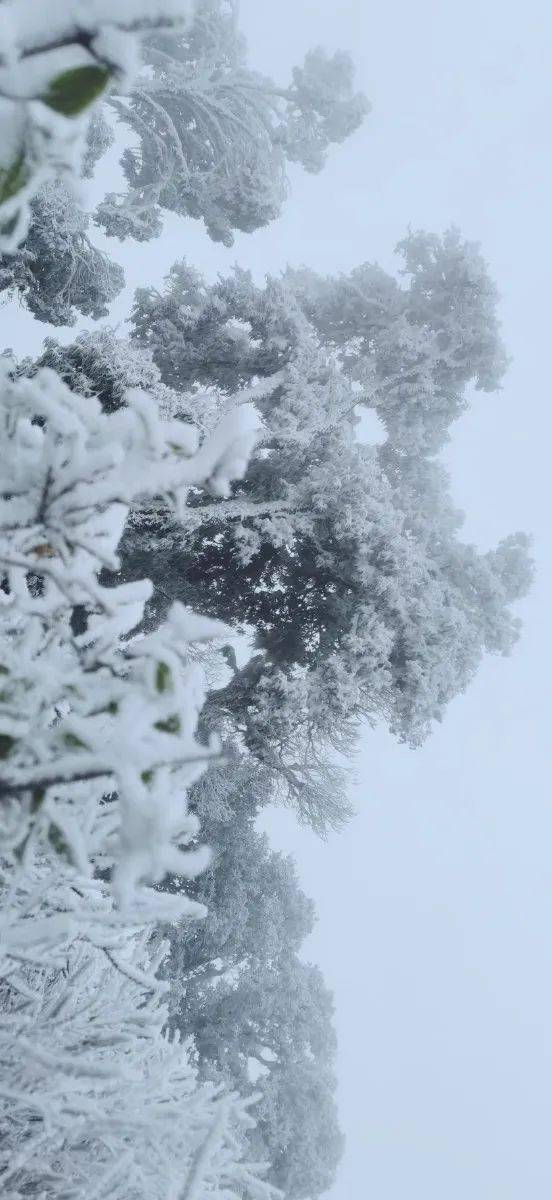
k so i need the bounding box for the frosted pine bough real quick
[0,362,275,1198]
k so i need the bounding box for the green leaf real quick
[0,213,22,240]
[154,714,181,734]
[31,788,45,814]
[0,733,16,759]
[0,154,28,205]
[141,769,153,786]
[42,65,111,117]
[14,832,31,864]
[14,791,45,861]
[155,662,172,693]
[62,731,89,750]
[48,822,73,864]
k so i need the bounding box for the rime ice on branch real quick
[0,362,259,906]
[0,356,279,1198]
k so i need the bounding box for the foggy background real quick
[3,2,550,1196]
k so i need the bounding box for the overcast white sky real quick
[2,3,551,1197]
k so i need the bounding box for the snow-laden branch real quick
[0,1,191,250]
[0,362,260,909]
[0,924,278,1200]
[0,355,279,1199]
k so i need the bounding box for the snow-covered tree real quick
[120,251,532,802]
[20,327,180,415]
[174,950,342,1199]
[131,261,309,395]
[0,354,262,902]
[166,750,316,987]
[95,0,369,244]
[131,228,507,455]
[251,1059,344,1200]
[0,360,275,1197]
[16,258,528,829]
[82,106,115,178]
[0,180,124,325]
[153,746,343,1199]
[123,412,531,789]
[286,226,509,452]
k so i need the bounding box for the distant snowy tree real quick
[286,227,509,452]
[0,180,124,325]
[96,0,369,244]
[82,106,115,178]
[124,420,532,776]
[21,259,526,828]
[157,748,344,1197]
[118,253,532,818]
[174,950,342,1199]
[251,1059,344,1200]
[131,261,309,394]
[166,752,316,989]
[133,229,506,456]
[21,328,180,415]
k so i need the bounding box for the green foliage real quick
[62,732,89,750]
[156,661,173,693]
[43,66,111,117]
[154,714,181,734]
[47,821,74,863]
[0,733,16,759]
[0,153,29,205]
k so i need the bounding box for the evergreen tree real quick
[96,0,369,244]
[178,953,342,1199]
[286,226,509,452]
[0,181,124,326]
[168,753,316,985]
[21,328,179,415]
[122,254,532,792]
